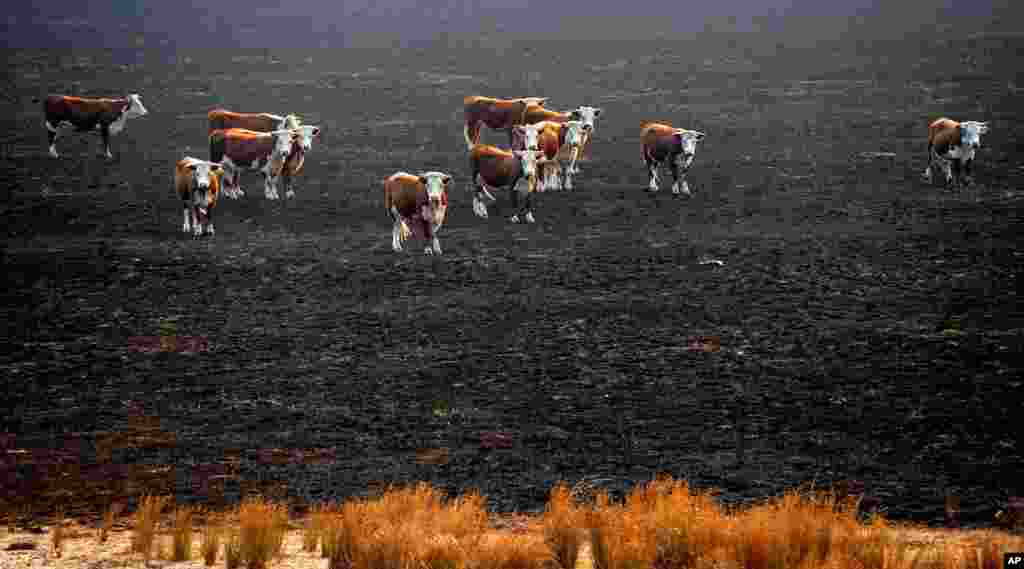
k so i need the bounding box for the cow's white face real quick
[291,126,321,152]
[187,160,222,212]
[674,129,705,158]
[519,97,548,108]
[126,94,148,118]
[282,114,302,130]
[564,120,586,147]
[418,171,451,214]
[960,121,988,149]
[270,131,293,159]
[515,150,543,178]
[513,124,542,150]
[570,106,602,131]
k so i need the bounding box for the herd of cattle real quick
[41,93,990,255]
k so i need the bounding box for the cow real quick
[521,103,602,176]
[640,121,706,195]
[279,125,321,198]
[469,144,546,223]
[509,122,543,152]
[383,171,452,255]
[513,120,587,191]
[924,118,990,188]
[463,96,548,150]
[175,157,224,238]
[209,128,296,200]
[207,109,302,134]
[43,94,148,159]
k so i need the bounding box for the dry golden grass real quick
[50,509,65,559]
[4,477,1024,569]
[200,510,223,566]
[237,496,289,569]
[98,499,125,544]
[131,494,169,563]
[172,503,195,561]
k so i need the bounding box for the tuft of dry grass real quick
[224,529,242,569]
[469,532,550,569]
[321,500,365,569]
[50,509,65,559]
[172,503,195,561]
[542,483,587,569]
[98,499,125,544]
[237,495,289,569]
[132,494,170,563]
[201,510,223,566]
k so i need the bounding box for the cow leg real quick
[391,220,405,252]
[671,160,692,196]
[923,144,934,183]
[46,121,60,158]
[101,126,113,159]
[464,121,480,150]
[191,207,203,238]
[551,161,563,191]
[524,190,536,224]
[509,182,524,223]
[283,171,295,199]
[205,207,215,236]
[563,159,575,190]
[950,159,962,189]
[264,173,279,200]
[646,159,660,191]
[182,199,192,233]
[962,158,974,186]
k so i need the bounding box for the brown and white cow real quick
[209,128,295,200]
[640,121,706,195]
[463,96,549,150]
[513,120,587,191]
[521,103,602,176]
[43,94,148,159]
[383,171,452,255]
[175,157,224,238]
[924,118,990,188]
[469,144,546,223]
[208,109,302,134]
[279,125,322,198]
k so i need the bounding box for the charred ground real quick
[1,34,1022,527]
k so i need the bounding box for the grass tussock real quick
[131,494,170,563]
[542,483,587,569]
[50,509,65,559]
[200,510,223,566]
[172,503,195,561]
[224,529,242,569]
[98,500,125,544]
[237,496,289,569]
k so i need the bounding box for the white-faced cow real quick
[469,144,546,223]
[207,109,302,133]
[383,171,452,255]
[640,121,706,195]
[279,125,322,198]
[463,96,549,150]
[209,128,295,200]
[513,120,587,191]
[924,118,990,188]
[43,94,148,159]
[522,103,602,175]
[175,157,224,238]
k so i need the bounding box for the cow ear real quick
[442,175,451,185]
[418,176,428,185]
[188,163,198,171]
[312,127,321,137]
[569,110,582,120]
[694,131,705,141]
[594,108,602,117]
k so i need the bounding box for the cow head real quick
[281,114,302,130]
[289,125,321,152]
[959,121,989,150]
[512,123,543,151]
[518,97,548,108]
[569,106,602,132]
[417,171,451,223]
[185,159,223,215]
[269,130,295,159]
[673,129,705,160]
[125,94,148,119]
[563,120,586,148]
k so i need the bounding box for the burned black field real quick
[1,35,1022,527]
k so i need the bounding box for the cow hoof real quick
[393,245,403,252]
[525,212,536,223]
[424,247,434,255]
[510,214,521,223]
[285,190,296,199]
[182,223,191,233]
[205,227,215,236]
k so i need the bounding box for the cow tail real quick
[384,179,395,220]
